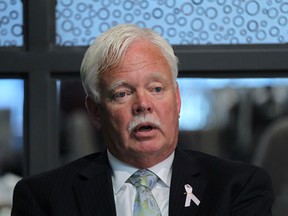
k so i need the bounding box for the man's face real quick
[88,40,181,168]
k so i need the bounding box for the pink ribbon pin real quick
[184,184,200,207]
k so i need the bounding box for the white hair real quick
[80,24,179,104]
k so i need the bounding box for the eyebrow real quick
[148,73,169,85]
[106,72,170,93]
[107,80,132,93]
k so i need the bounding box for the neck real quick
[107,148,175,169]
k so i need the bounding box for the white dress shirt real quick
[107,150,174,216]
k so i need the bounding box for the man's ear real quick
[175,82,182,118]
[85,95,102,129]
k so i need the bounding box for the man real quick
[12,24,273,215]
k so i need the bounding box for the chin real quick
[135,143,171,155]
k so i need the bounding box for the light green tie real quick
[128,169,162,216]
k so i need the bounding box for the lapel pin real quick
[184,184,200,207]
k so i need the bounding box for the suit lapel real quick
[73,152,116,216]
[169,149,207,216]
[71,149,207,216]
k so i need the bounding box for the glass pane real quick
[56,0,288,46]
[0,79,23,214]
[0,0,23,47]
[177,77,288,216]
[178,77,288,156]
[57,79,104,165]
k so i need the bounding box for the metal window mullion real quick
[26,70,59,175]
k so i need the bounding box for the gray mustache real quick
[128,115,161,132]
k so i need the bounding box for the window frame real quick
[0,0,288,176]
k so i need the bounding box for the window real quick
[0,0,23,46]
[1,1,288,215]
[56,0,288,45]
[0,79,23,214]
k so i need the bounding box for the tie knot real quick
[129,169,158,189]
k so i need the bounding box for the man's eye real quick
[114,92,126,98]
[154,87,163,93]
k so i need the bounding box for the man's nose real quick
[132,92,153,115]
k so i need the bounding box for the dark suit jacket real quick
[11,148,274,215]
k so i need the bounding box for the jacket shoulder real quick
[16,152,104,188]
[179,149,269,180]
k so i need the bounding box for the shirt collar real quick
[107,150,175,194]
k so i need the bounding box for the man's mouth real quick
[133,124,156,133]
[134,124,155,132]
[128,115,161,133]
[131,121,160,139]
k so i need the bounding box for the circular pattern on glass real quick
[77,3,87,12]
[152,8,163,19]
[123,1,134,11]
[165,0,176,8]
[62,20,74,31]
[233,16,244,27]
[181,3,194,15]
[0,1,7,11]
[124,13,134,22]
[191,18,204,32]
[278,16,287,26]
[247,20,259,32]
[165,13,176,25]
[269,26,280,37]
[113,10,121,18]
[167,27,177,37]
[268,8,278,19]
[60,0,73,7]
[192,0,203,5]
[82,18,93,28]
[245,1,260,16]
[0,0,24,46]
[152,25,164,36]
[206,7,217,19]
[178,17,187,26]
[62,8,73,18]
[256,30,266,41]
[53,1,288,46]
[280,3,288,13]
[11,24,22,36]
[98,8,110,20]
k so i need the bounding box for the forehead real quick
[101,40,172,81]
[119,40,170,73]
[126,40,163,56]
